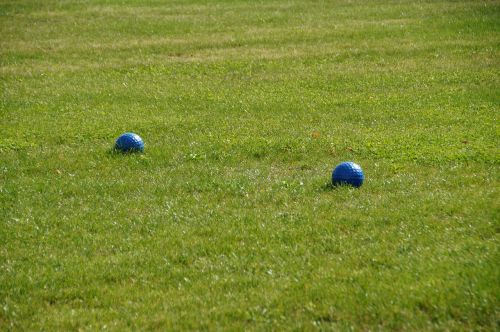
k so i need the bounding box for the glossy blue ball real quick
[115,132,144,153]
[332,162,364,188]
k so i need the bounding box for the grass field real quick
[1,0,499,330]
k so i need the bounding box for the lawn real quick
[0,0,499,330]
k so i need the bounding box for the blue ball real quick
[115,132,144,153]
[332,162,364,188]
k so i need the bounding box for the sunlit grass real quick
[1,0,498,330]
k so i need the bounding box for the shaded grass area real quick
[1,0,499,330]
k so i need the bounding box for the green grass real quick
[1,0,499,330]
